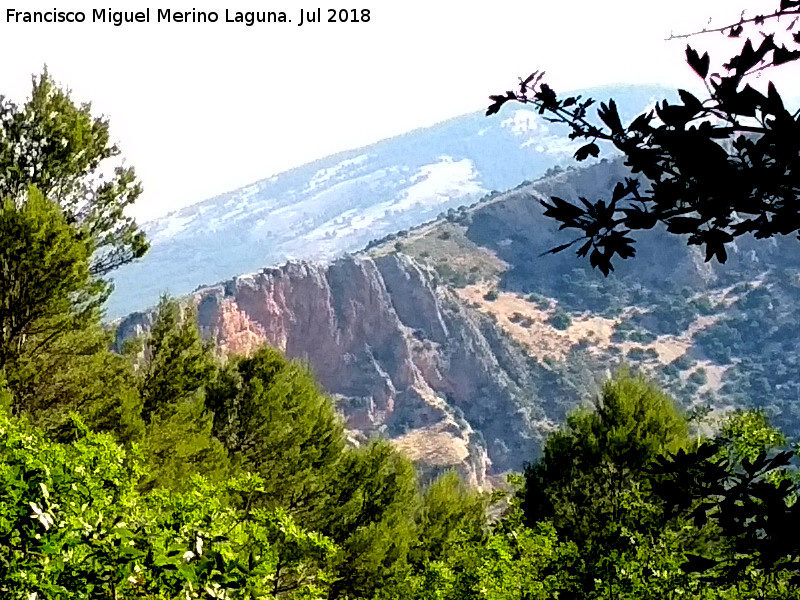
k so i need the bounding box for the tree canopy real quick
[488,1,800,275]
[0,68,148,275]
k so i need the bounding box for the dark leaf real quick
[542,196,586,222]
[705,241,727,263]
[598,100,624,135]
[589,249,601,269]
[624,208,658,230]
[678,89,703,113]
[773,45,800,65]
[667,217,703,234]
[486,91,515,116]
[574,142,600,161]
[546,242,576,255]
[535,84,558,111]
[686,45,710,78]
[576,239,593,257]
[612,182,627,203]
[629,111,654,132]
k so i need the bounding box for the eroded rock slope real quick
[117,254,565,487]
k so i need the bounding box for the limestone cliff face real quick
[118,254,547,487]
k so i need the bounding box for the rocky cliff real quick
[116,253,560,488]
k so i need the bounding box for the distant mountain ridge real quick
[107,85,674,318]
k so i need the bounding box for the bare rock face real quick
[119,253,549,488]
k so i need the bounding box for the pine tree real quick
[409,470,487,569]
[205,346,347,521]
[0,69,147,274]
[134,296,227,490]
[137,296,216,424]
[522,369,689,539]
[520,370,691,599]
[326,440,419,599]
[0,189,107,408]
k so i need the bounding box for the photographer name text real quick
[5,7,372,27]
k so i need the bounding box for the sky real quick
[0,0,794,221]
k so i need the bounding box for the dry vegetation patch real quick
[392,425,470,467]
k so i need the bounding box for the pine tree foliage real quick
[205,346,347,522]
[326,440,420,598]
[521,369,689,541]
[137,296,216,425]
[0,189,106,391]
[409,470,487,569]
[134,296,226,491]
[0,68,147,274]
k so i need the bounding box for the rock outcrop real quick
[117,254,553,488]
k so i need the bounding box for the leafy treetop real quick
[0,68,148,275]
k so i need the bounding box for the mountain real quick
[116,253,583,488]
[381,159,800,442]
[107,85,674,318]
[117,156,800,485]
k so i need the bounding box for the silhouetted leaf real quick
[545,242,576,255]
[667,217,703,234]
[686,45,710,78]
[598,100,624,135]
[612,182,627,202]
[486,92,515,116]
[773,45,800,65]
[574,142,600,161]
[678,89,703,113]
[576,239,592,257]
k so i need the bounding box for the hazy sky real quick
[0,0,793,221]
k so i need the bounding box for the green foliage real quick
[522,370,688,537]
[321,440,417,598]
[131,296,228,491]
[0,190,105,376]
[399,520,579,600]
[547,308,571,330]
[205,347,353,553]
[720,409,786,463]
[519,370,692,597]
[651,436,800,591]
[0,411,337,599]
[0,190,131,435]
[0,69,147,274]
[409,471,487,569]
[137,296,217,425]
[9,324,143,443]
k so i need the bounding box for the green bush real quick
[548,310,571,330]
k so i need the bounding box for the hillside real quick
[118,156,800,484]
[116,253,599,487]
[376,159,800,440]
[107,85,673,318]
